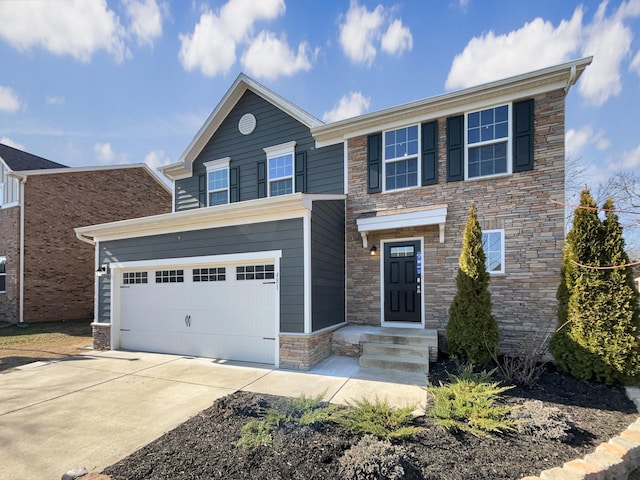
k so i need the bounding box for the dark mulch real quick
[104,362,638,480]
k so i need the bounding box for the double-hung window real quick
[264,142,295,197]
[205,158,230,206]
[466,105,510,179]
[0,256,6,292]
[383,125,419,191]
[482,230,505,274]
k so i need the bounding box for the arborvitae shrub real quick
[446,202,500,364]
[550,189,640,385]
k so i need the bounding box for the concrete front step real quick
[362,342,429,360]
[359,353,429,374]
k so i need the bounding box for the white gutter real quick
[18,176,26,324]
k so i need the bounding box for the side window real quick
[204,158,230,206]
[466,105,510,179]
[264,142,295,197]
[0,256,5,292]
[482,230,505,274]
[383,125,419,191]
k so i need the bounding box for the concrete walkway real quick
[0,350,427,480]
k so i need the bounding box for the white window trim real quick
[204,157,230,206]
[464,104,512,181]
[482,229,505,275]
[382,125,421,193]
[264,141,296,197]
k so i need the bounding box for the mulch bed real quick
[104,362,638,480]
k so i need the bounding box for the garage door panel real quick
[119,262,277,364]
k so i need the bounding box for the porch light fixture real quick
[370,245,377,256]
[96,264,109,277]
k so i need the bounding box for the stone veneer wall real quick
[346,90,566,356]
[279,328,335,370]
[22,168,171,324]
[92,323,111,350]
[0,206,20,323]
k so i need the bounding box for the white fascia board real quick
[76,193,346,244]
[164,74,324,182]
[312,57,592,147]
[356,206,448,245]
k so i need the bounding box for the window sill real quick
[465,171,512,182]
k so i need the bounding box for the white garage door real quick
[118,262,277,364]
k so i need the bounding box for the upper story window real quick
[0,256,6,292]
[482,229,505,275]
[466,105,510,179]
[384,125,419,191]
[264,142,295,197]
[204,158,230,206]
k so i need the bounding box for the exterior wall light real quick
[370,245,377,256]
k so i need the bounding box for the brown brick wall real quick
[0,206,20,323]
[279,329,334,370]
[22,168,171,323]
[346,90,566,355]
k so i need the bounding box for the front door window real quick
[384,241,421,323]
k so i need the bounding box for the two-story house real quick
[76,57,591,370]
[0,143,172,325]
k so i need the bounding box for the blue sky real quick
[0,0,639,194]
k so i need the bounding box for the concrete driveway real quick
[0,350,427,480]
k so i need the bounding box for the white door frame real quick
[379,237,425,329]
[109,250,282,366]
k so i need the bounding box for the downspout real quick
[564,65,577,94]
[18,175,26,325]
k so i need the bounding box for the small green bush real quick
[427,365,515,437]
[337,396,421,440]
[338,435,409,480]
[509,400,575,443]
[236,410,285,449]
[284,392,341,426]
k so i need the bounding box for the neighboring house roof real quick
[312,56,593,147]
[8,163,172,195]
[159,73,324,181]
[0,143,67,171]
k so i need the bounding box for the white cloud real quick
[566,125,610,158]
[46,95,64,106]
[0,0,128,62]
[0,137,25,150]
[144,149,171,170]
[607,145,640,171]
[94,142,129,165]
[123,0,164,47]
[459,0,470,11]
[322,92,371,123]
[0,86,21,113]
[445,8,583,90]
[339,1,384,66]
[339,1,412,66]
[241,32,314,81]
[445,0,640,106]
[381,19,413,55]
[631,50,640,74]
[179,0,285,77]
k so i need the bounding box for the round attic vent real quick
[238,113,256,135]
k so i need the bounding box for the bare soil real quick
[103,361,639,480]
[0,319,93,372]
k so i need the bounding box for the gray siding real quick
[311,200,345,331]
[98,218,305,333]
[175,91,343,211]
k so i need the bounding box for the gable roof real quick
[159,73,323,181]
[312,57,593,147]
[0,143,67,171]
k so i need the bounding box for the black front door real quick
[383,241,421,323]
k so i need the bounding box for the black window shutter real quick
[295,151,306,193]
[257,161,267,198]
[198,174,206,207]
[367,133,382,193]
[229,166,239,202]
[421,120,438,186]
[513,98,534,172]
[446,115,464,182]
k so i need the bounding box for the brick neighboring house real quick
[0,143,172,325]
[76,57,591,370]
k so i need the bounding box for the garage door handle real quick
[185,315,191,327]
[263,281,276,284]
[263,337,275,340]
